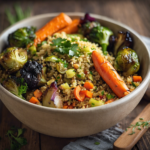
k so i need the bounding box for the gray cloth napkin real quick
[63,36,150,150]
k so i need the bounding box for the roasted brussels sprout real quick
[8,27,36,48]
[2,77,28,99]
[20,61,45,89]
[113,31,133,56]
[114,47,140,76]
[0,47,27,72]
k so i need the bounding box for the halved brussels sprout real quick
[0,47,27,72]
[45,55,59,62]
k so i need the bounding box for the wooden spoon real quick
[114,103,150,150]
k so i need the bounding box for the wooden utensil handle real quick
[114,103,150,150]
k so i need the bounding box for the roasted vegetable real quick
[78,21,100,37]
[88,25,113,55]
[8,27,36,48]
[66,69,76,78]
[42,82,63,108]
[0,47,27,72]
[89,98,104,107]
[113,31,133,56]
[20,61,44,89]
[3,77,28,99]
[80,13,96,25]
[56,62,67,74]
[114,47,140,76]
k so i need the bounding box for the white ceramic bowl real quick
[0,13,150,138]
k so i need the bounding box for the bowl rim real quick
[0,12,150,113]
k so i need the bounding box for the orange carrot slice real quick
[34,89,42,98]
[92,51,130,98]
[34,13,72,46]
[29,97,40,104]
[57,19,80,34]
[74,86,85,101]
[73,64,79,69]
[84,82,94,90]
[105,99,115,104]
[80,90,93,98]
[63,105,68,109]
[133,76,142,82]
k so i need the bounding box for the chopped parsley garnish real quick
[88,52,92,56]
[77,74,81,78]
[126,118,150,135]
[16,78,28,98]
[51,38,80,57]
[6,127,27,150]
[132,82,137,88]
[79,66,81,69]
[106,94,115,100]
[101,91,104,96]
[91,48,96,50]
[57,77,60,79]
[90,71,93,75]
[94,142,100,145]
[80,38,89,42]
[91,103,95,107]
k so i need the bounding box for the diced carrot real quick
[80,90,93,98]
[63,105,68,109]
[84,70,88,74]
[72,102,75,107]
[73,64,79,69]
[29,97,40,104]
[74,86,85,101]
[92,51,130,98]
[68,105,73,109]
[34,89,42,98]
[34,13,72,46]
[105,99,115,104]
[133,76,142,82]
[84,82,94,90]
[57,19,80,34]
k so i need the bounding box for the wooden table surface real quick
[0,0,150,150]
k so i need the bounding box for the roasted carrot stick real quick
[92,51,130,98]
[74,86,85,101]
[133,76,142,82]
[57,19,80,34]
[34,13,72,46]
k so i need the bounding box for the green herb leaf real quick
[106,94,114,100]
[139,118,144,120]
[6,127,27,150]
[132,82,137,88]
[77,74,81,78]
[90,71,93,75]
[52,38,80,57]
[94,142,100,145]
[101,91,104,96]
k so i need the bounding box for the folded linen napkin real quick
[63,36,150,150]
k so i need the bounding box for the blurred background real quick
[0,0,150,37]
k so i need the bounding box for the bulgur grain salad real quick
[0,13,142,109]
